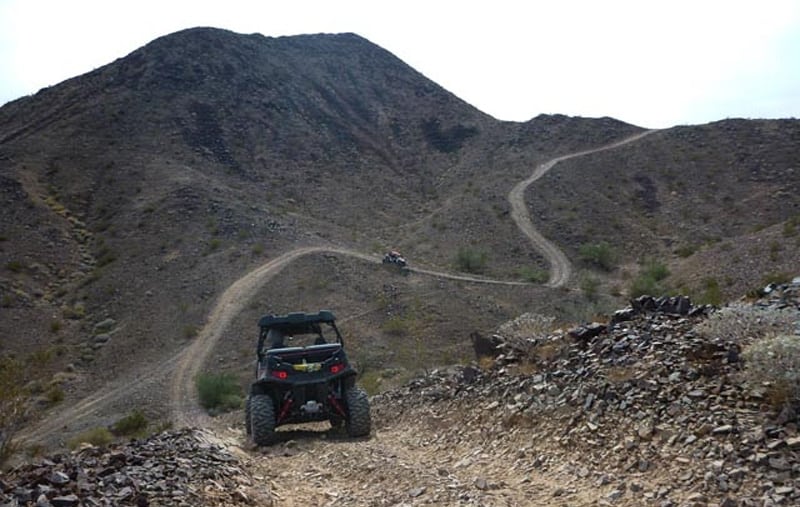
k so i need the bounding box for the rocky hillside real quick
[1,26,800,461]
[2,283,798,506]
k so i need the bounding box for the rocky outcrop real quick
[0,429,270,506]
[375,284,800,506]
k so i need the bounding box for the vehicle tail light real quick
[330,364,344,374]
[272,370,288,380]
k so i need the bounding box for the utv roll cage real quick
[257,310,344,358]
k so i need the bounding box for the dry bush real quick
[496,313,556,341]
[695,303,798,344]
[0,357,27,465]
[742,335,800,408]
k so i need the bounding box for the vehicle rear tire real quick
[345,387,371,437]
[245,395,252,436]
[250,395,277,446]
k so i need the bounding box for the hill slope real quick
[0,26,798,447]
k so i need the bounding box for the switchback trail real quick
[22,130,656,446]
[508,129,656,287]
[20,246,535,442]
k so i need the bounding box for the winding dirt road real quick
[508,129,656,287]
[21,130,656,444]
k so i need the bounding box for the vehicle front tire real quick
[250,394,277,446]
[345,386,371,438]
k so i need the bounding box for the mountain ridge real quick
[0,27,798,457]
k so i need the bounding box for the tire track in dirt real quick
[19,246,533,445]
[22,131,657,443]
[169,247,533,428]
[508,130,656,287]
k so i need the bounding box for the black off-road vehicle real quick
[245,310,371,445]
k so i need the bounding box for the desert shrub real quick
[196,373,242,413]
[629,260,670,297]
[67,427,113,449]
[0,357,26,465]
[580,276,600,299]
[742,335,800,408]
[578,242,616,271]
[675,244,697,258]
[45,385,65,404]
[63,303,86,320]
[643,260,670,282]
[5,260,23,273]
[696,277,723,306]
[517,266,548,283]
[358,370,383,396]
[696,303,797,343]
[454,248,488,274]
[762,272,792,286]
[382,315,409,336]
[111,409,148,437]
[629,274,660,297]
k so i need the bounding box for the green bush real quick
[675,244,697,258]
[382,315,409,336]
[454,248,488,274]
[517,266,548,283]
[697,277,722,306]
[196,373,242,413]
[67,427,113,449]
[578,242,616,271]
[629,260,670,297]
[45,385,65,404]
[743,335,800,408]
[580,276,600,299]
[112,409,148,436]
[5,261,24,273]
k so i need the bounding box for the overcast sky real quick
[1,0,798,128]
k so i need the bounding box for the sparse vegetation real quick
[111,409,149,437]
[629,260,670,297]
[762,272,792,286]
[742,335,800,409]
[183,325,199,339]
[5,260,24,273]
[196,372,242,413]
[382,315,410,336]
[580,275,600,300]
[63,302,86,320]
[578,242,616,271]
[454,247,488,274]
[783,216,800,237]
[0,356,26,465]
[696,303,797,343]
[45,385,65,404]
[696,277,723,306]
[675,244,698,258]
[516,266,548,283]
[67,427,113,449]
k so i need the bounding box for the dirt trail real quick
[21,132,659,504]
[508,130,656,287]
[19,246,532,444]
[243,401,619,507]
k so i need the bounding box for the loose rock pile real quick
[376,283,800,506]
[0,429,270,506]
